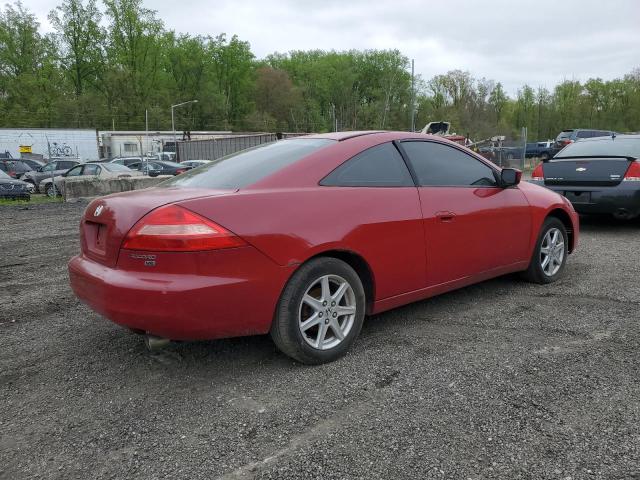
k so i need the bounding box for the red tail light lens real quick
[623,161,640,181]
[122,204,246,252]
[531,163,544,181]
[175,169,186,174]
[562,139,574,145]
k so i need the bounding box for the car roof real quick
[302,131,386,141]
[577,134,639,143]
[295,131,456,144]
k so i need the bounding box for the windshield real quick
[555,137,640,159]
[160,139,334,189]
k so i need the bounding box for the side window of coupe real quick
[401,141,498,187]
[320,142,414,187]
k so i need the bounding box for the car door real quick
[319,141,426,298]
[83,164,101,177]
[399,140,532,287]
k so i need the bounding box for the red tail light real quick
[562,139,574,146]
[531,163,544,181]
[122,204,246,252]
[623,161,640,182]
[175,169,186,174]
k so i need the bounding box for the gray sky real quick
[27,0,640,96]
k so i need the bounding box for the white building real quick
[98,131,232,158]
[0,128,99,161]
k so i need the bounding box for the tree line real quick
[1,0,639,140]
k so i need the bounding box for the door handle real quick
[435,211,456,222]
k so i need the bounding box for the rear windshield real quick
[556,130,574,140]
[160,139,334,189]
[555,138,640,159]
[103,163,131,172]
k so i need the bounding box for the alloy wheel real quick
[540,227,565,276]
[298,274,356,350]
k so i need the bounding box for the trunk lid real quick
[542,156,634,186]
[80,187,236,267]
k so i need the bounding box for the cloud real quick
[28,0,640,96]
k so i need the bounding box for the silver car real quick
[21,159,80,193]
[41,162,142,197]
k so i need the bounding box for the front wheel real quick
[521,217,568,284]
[271,257,366,364]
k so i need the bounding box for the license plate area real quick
[85,221,107,255]
[564,191,591,204]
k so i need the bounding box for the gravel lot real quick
[1,201,639,480]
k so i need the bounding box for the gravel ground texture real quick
[1,201,639,480]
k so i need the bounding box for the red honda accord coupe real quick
[69,131,579,364]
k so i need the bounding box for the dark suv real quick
[551,129,614,156]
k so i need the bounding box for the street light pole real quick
[171,99,198,159]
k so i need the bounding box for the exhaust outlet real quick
[613,208,632,220]
[144,334,170,352]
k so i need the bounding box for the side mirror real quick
[500,168,521,187]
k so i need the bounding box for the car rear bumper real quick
[529,180,640,217]
[68,247,294,340]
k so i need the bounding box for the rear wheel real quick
[45,183,57,198]
[521,217,568,284]
[540,152,550,161]
[271,257,366,364]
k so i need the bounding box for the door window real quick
[83,164,100,176]
[321,143,413,187]
[65,166,84,176]
[401,141,498,187]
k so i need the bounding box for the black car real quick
[530,134,640,220]
[0,169,31,200]
[0,160,33,179]
[551,129,615,157]
[128,159,191,176]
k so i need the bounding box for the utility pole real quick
[410,59,416,132]
[171,100,198,160]
[145,109,149,156]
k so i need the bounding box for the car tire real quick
[45,183,59,198]
[521,217,568,284]
[270,257,366,365]
[540,153,550,161]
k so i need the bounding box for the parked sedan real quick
[21,159,80,192]
[69,131,579,364]
[41,162,142,197]
[180,159,212,168]
[0,169,31,200]
[530,134,640,220]
[127,160,191,176]
[0,160,32,179]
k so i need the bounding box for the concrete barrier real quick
[63,175,173,202]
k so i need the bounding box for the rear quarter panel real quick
[180,186,427,303]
